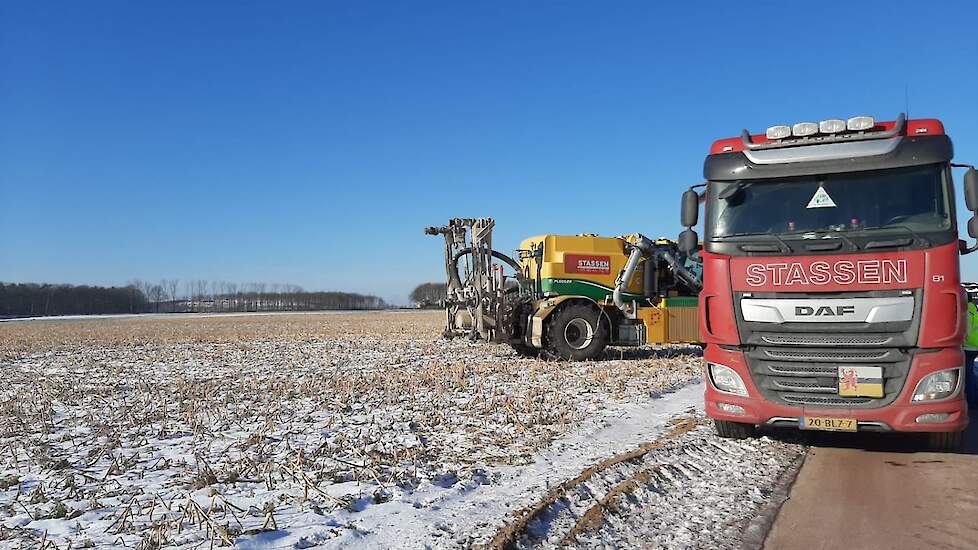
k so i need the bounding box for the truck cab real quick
[679,114,978,449]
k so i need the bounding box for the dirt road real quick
[764,421,978,550]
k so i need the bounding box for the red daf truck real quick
[678,114,978,450]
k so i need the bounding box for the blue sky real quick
[1,1,977,304]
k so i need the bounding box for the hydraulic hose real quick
[660,250,703,293]
[449,247,528,292]
[613,236,654,316]
[613,246,646,316]
[614,237,703,317]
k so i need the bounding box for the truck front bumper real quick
[703,346,969,433]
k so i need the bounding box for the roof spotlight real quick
[766,125,791,140]
[847,116,875,131]
[819,119,846,134]
[792,122,818,137]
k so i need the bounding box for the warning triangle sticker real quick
[807,185,837,208]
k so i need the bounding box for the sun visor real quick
[703,135,953,181]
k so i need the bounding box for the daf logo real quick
[795,305,856,317]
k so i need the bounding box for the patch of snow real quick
[291,382,706,549]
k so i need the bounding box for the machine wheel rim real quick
[564,318,594,350]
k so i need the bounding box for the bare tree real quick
[227,282,239,310]
[148,284,164,313]
[193,280,209,302]
[164,279,179,302]
[128,279,155,312]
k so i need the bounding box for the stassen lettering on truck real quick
[564,254,612,275]
[745,259,907,287]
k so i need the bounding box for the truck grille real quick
[782,394,876,406]
[759,334,894,347]
[771,378,837,393]
[746,346,911,409]
[736,289,920,409]
[760,348,894,362]
[767,364,838,376]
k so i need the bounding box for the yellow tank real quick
[519,234,643,301]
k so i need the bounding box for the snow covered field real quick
[0,311,802,549]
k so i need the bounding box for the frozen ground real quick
[0,311,803,549]
[515,422,805,550]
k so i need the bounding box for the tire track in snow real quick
[489,422,806,550]
[482,416,702,549]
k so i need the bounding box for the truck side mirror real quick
[681,190,699,227]
[965,168,978,212]
[678,229,698,253]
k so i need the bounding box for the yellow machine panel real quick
[667,304,700,343]
[519,234,645,301]
[635,301,700,345]
[636,307,667,343]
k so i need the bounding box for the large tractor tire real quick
[714,419,755,439]
[546,304,608,361]
[926,431,963,451]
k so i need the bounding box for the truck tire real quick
[714,419,754,439]
[926,431,963,451]
[546,304,608,361]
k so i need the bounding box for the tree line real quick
[0,283,147,317]
[0,280,387,318]
[410,282,446,308]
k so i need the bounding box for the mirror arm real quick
[961,242,978,255]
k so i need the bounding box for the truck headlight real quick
[709,363,748,397]
[911,368,961,403]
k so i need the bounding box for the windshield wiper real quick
[858,224,928,248]
[776,229,860,251]
[718,182,754,200]
[713,232,793,253]
[828,231,858,251]
[714,232,764,238]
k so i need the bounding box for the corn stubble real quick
[0,312,702,548]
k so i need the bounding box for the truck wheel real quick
[714,419,754,439]
[509,342,540,358]
[546,304,608,361]
[926,431,963,451]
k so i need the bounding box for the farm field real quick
[0,311,802,549]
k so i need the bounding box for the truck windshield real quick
[707,164,951,239]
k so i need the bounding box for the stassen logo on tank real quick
[745,259,908,287]
[565,254,612,275]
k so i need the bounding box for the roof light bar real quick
[766,125,791,140]
[792,122,818,137]
[741,113,905,151]
[847,116,875,131]
[819,119,846,134]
